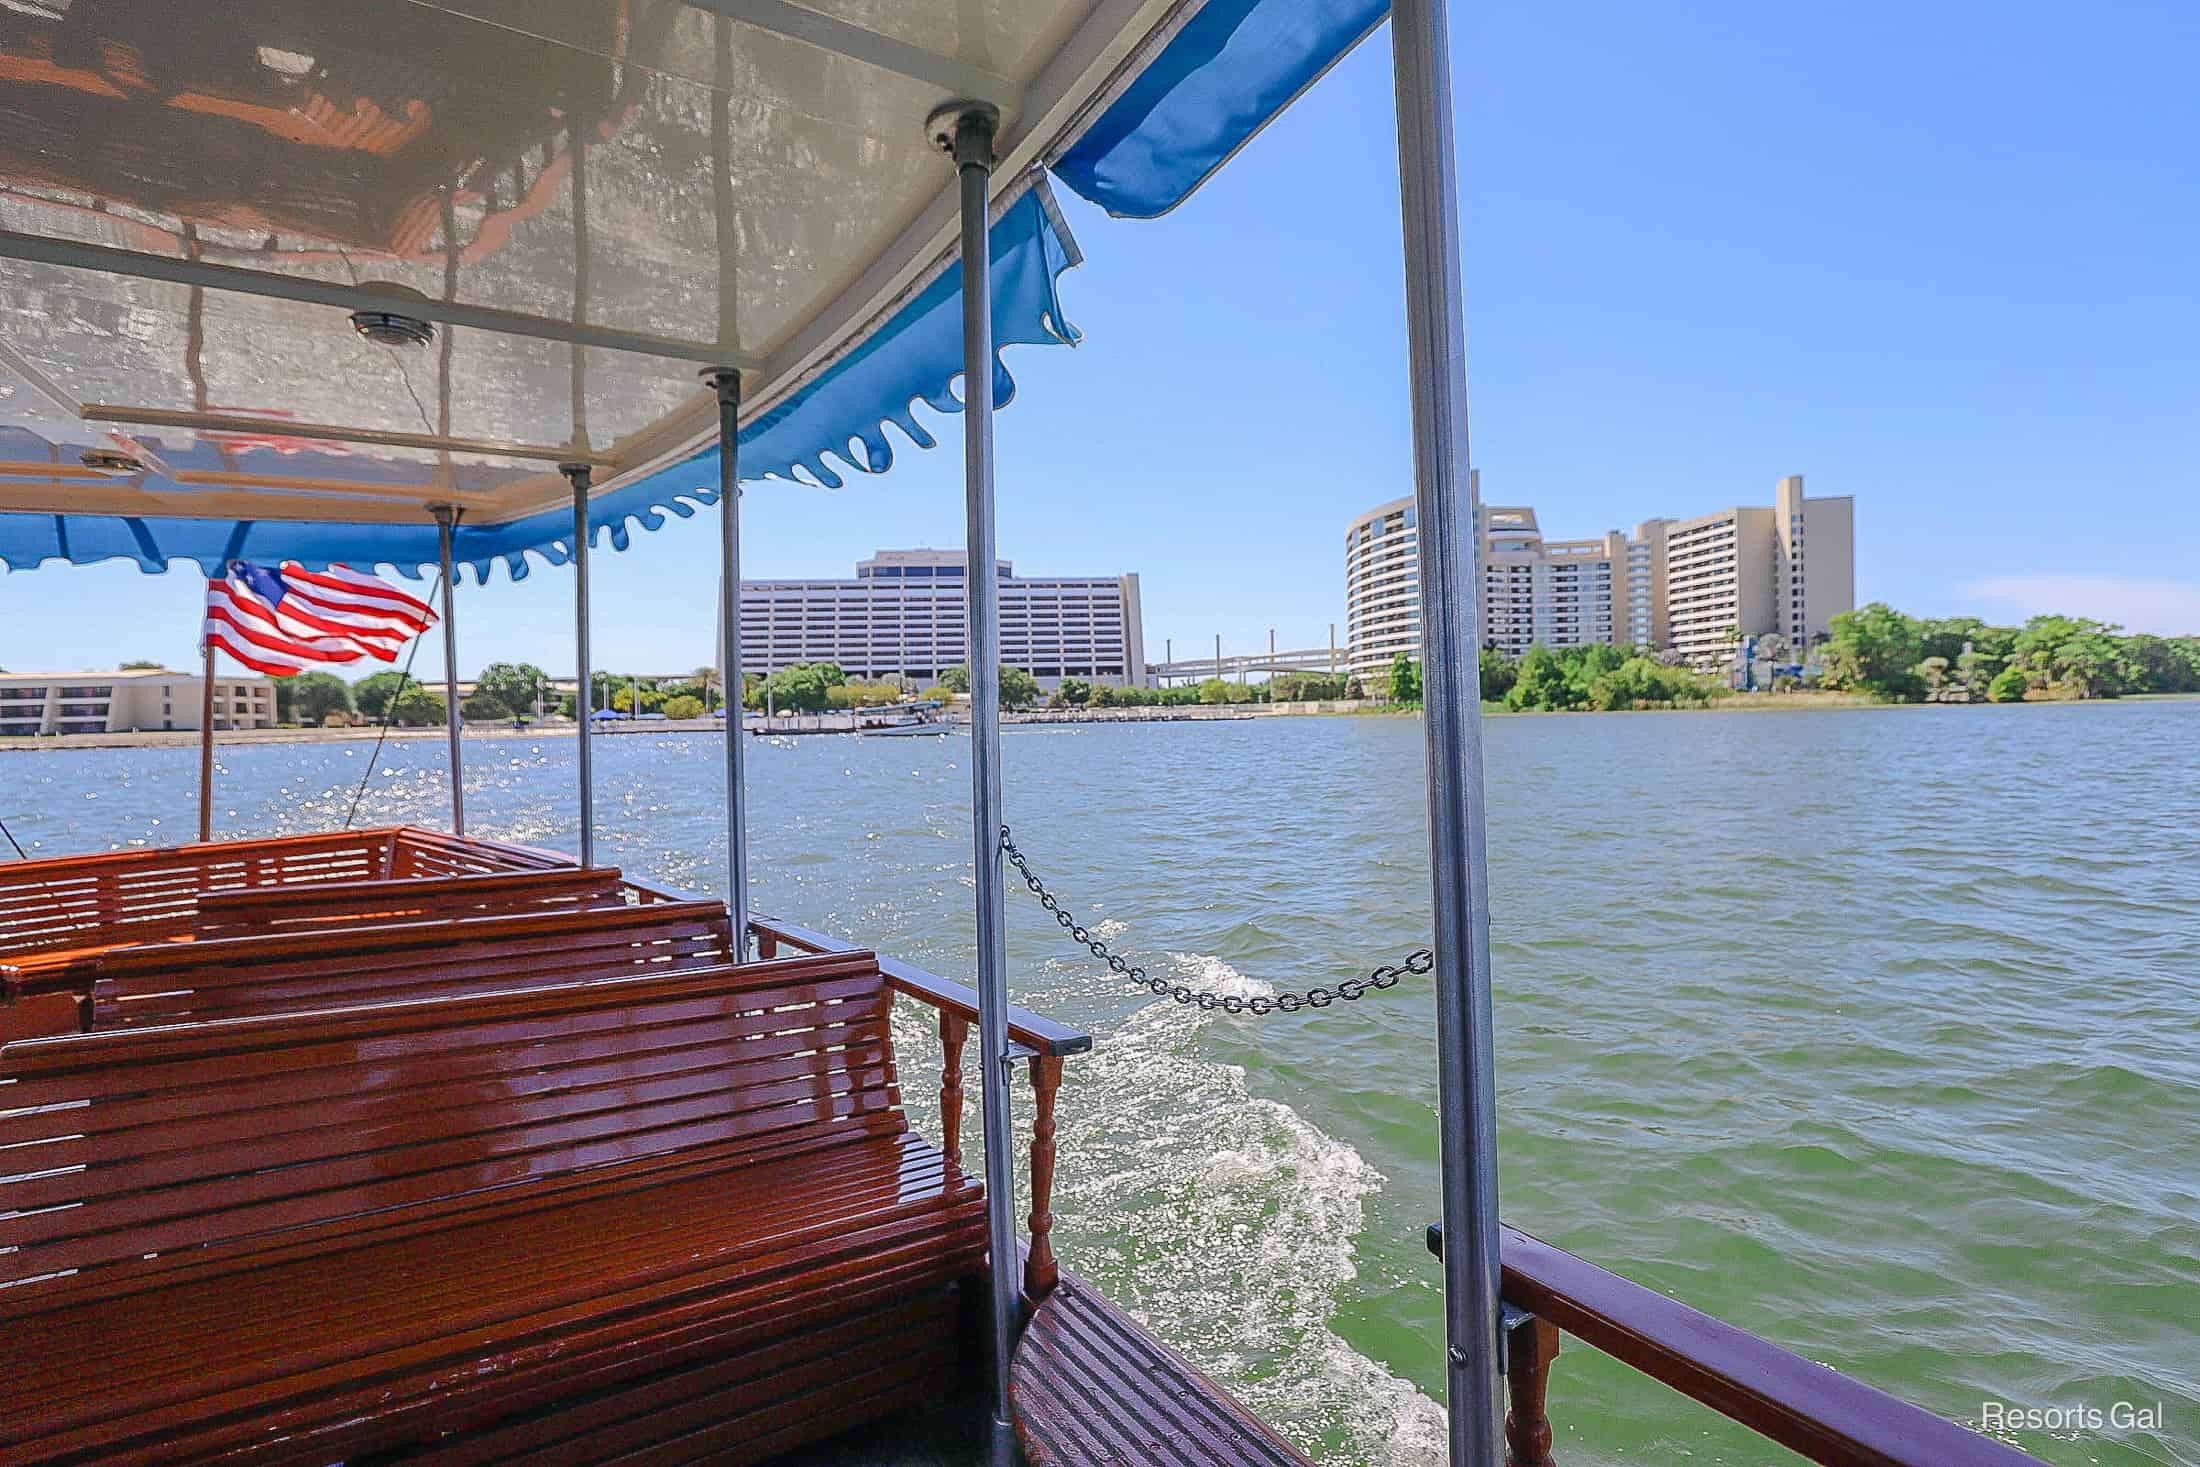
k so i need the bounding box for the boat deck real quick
[1012,1269,1313,1467]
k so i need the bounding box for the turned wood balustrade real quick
[751,915,1090,1306]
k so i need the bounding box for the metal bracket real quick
[926,100,1001,163]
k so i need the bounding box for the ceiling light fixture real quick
[349,283,436,348]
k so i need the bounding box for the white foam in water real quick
[1057,952,1447,1465]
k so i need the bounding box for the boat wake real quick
[1050,951,1447,1465]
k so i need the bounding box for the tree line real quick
[1347,646,1726,712]
[1816,605,2200,702]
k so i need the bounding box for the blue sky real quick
[3,0,2195,679]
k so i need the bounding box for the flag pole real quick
[198,634,216,842]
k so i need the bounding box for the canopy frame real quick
[1389,0,1505,1459]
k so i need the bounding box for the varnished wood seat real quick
[72,898,735,1027]
[0,957,986,1466]
[1011,1269,1314,1467]
[191,865,630,937]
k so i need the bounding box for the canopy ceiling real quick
[0,0,1382,577]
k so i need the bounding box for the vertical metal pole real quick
[198,639,216,841]
[707,368,751,957]
[931,97,1017,1467]
[562,462,597,867]
[1391,0,1503,1461]
[433,507,465,835]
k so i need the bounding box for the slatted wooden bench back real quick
[0,829,402,962]
[386,827,575,880]
[86,899,735,1028]
[192,866,629,938]
[0,952,902,1309]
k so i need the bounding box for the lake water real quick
[4,701,2195,1467]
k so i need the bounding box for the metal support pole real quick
[562,461,597,867]
[197,640,216,842]
[707,367,751,958]
[1390,0,1504,1461]
[433,507,465,835]
[930,96,1018,1467]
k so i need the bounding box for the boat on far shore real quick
[858,701,954,737]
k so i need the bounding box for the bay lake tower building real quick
[738,549,1147,690]
[1345,474,1853,676]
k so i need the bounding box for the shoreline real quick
[1,690,2185,754]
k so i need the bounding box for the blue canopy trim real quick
[0,182,1081,585]
[1052,0,1387,218]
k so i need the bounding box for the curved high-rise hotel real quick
[1345,474,1853,676]
[1343,494,1425,683]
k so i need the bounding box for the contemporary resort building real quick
[737,550,1148,690]
[0,669,276,736]
[1658,477,1855,667]
[1344,474,1854,675]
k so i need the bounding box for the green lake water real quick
[5,699,2194,1465]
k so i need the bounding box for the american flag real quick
[203,561,437,678]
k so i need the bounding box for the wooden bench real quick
[191,865,629,938]
[0,955,989,1465]
[0,827,584,994]
[73,899,734,1029]
[1010,1268,1314,1466]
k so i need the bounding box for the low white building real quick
[736,549,1149,690]
[0,669,276,736]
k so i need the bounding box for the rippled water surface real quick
[5,701,2196,1466]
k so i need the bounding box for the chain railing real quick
[1000,824,1433,1016]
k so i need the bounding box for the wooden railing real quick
[750,913,1091,1303]
[1428,1223,2048,1467]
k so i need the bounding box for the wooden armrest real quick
[1427,1223,2045,1467]
[749,914,1091,1057]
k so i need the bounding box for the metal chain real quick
[999,824,1433,1016]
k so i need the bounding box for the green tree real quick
[1057,677,1092,706]
[1478,648,1517,704]
[690,666,721,711]
[2009,615,2130,699]
[118,659,164,670]
[390,684,446,726]
[1000,666,1040,708]
[461,691,509,721]
[662,694,705,719]
[1196,677,1232,705]
[938,665,971,694]
[1818,603,1926,699]
[354,669,412,719]
[762,663,833,712]
[1268,672,1347,702]
[292,671,353,725]
[1917,617,1988,666]
[1988,666,2030,703]
[475,662,549,717]
[1386,652,1422,704]
[1506,645,1577,711]
[919,684,957,705]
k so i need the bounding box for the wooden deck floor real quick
[1011,1272,1314,1467]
